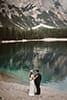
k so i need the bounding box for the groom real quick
[34,69,42,95]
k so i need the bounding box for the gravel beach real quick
[0,81,67,100]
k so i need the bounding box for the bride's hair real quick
[29,71,33,78]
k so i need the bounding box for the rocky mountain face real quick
[0,0,67,29]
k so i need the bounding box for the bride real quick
[28,70,36,96]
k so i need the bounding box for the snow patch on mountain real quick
[31,23,55,30]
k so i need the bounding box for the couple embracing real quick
[29,69,42,96]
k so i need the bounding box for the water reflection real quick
[0,42,67,90]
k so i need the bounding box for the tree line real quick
[0,26,67,41]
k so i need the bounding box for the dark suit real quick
[34,73,41,94]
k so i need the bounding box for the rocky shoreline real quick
[0,81,67,100]
[1,38,67,44]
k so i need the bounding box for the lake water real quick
[0,41,67,91]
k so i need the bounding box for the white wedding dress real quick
[29,74,35,96]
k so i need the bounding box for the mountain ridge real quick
[0,0,67,29]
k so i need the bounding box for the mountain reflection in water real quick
[0,42,67,91]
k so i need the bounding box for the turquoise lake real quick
[0,41,67,91]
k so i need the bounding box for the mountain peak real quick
[0,0,67,29]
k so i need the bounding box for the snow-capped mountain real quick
[0,0,67,29]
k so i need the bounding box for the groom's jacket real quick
[34,73,41,86]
